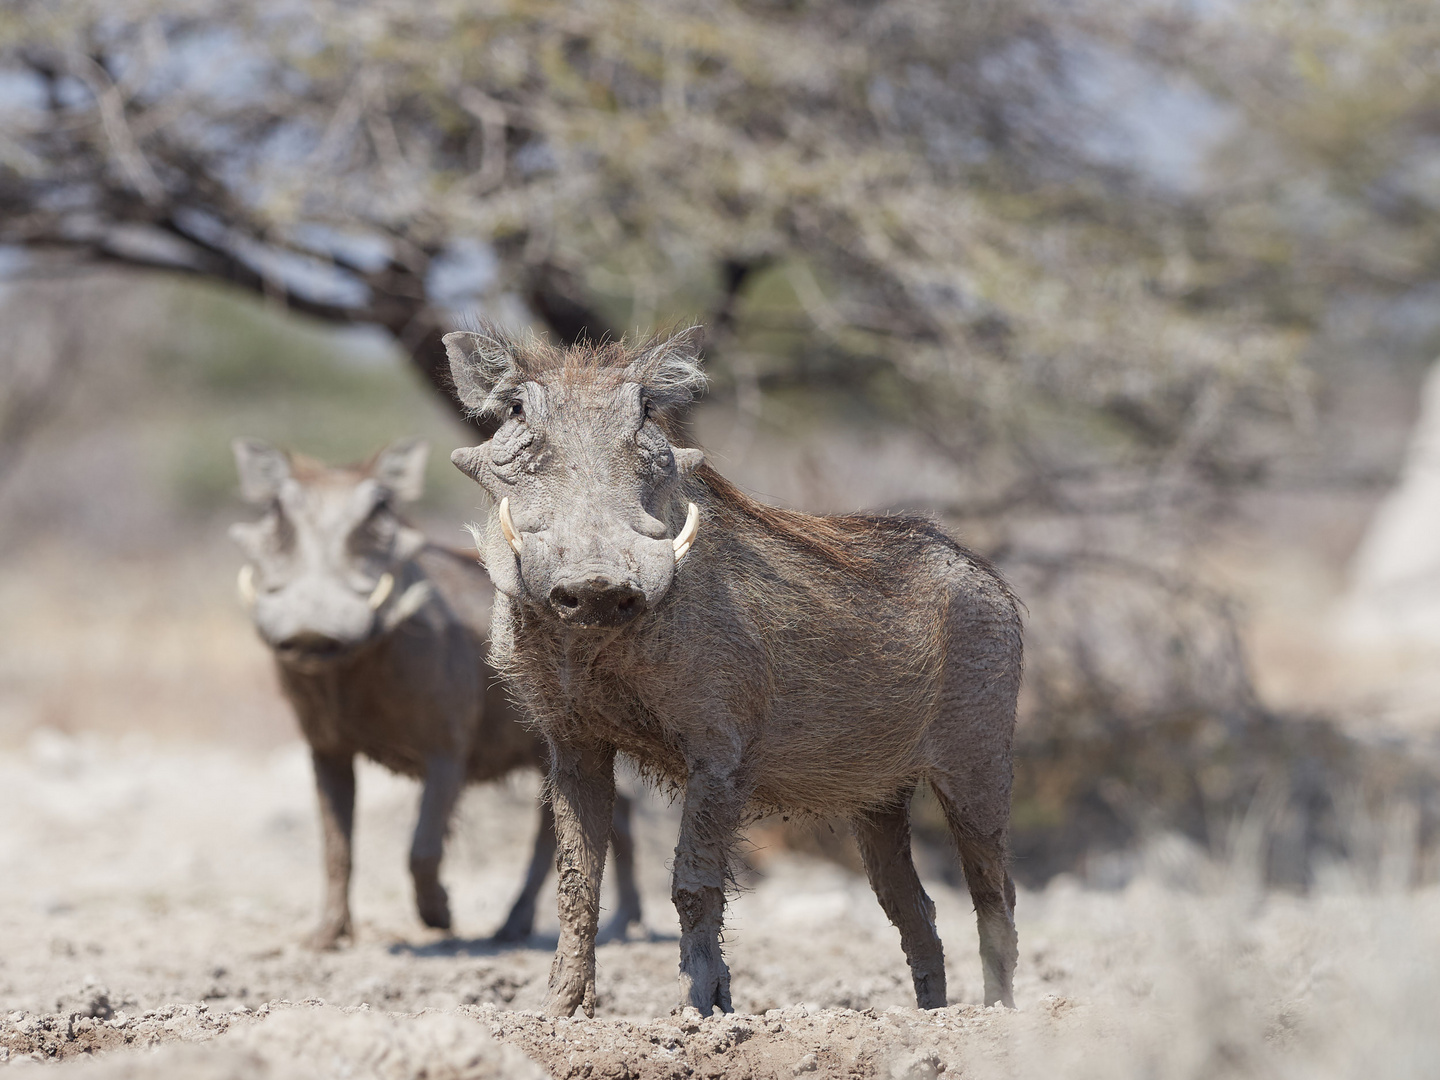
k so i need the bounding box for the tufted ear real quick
[232,438,291,502]
[371,437,428,502]
[443,324,521,414]
[626,325,708,411]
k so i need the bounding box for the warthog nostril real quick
[277,632,348,658]
[548,579,647,627]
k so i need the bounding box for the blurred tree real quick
[0,0,1309,461]
[4,0,1438,880]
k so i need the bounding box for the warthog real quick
[444,326,1024,1017]
[229,437,643,948]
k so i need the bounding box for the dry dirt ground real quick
[0,733,1436,1080]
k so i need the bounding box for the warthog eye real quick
[509,400,525,420]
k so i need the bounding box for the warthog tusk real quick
[382,580,433,631]
[368,572,395,610]
[236,564,256,611]
[498,496,523,555]
[673,501,699,561]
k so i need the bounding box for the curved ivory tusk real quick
[498,496,523,555]
[368,571,395,610]
[382,580,433,630]
[236,564,257,611]
[673,501,699,561]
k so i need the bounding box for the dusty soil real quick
[0,732,1436,1079]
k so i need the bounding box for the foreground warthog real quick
[444,326,1024,1016]
[229,437,643,948]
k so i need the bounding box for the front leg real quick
[492,797,557,943]
[309,750,355,950]
[546,739,617,1018]
[599,792,644,942]
[410,753,466,931]
[673,758,747,1015]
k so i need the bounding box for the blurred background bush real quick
[3,0,1440,888]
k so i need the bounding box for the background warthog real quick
[445,326,1024,1016]
[229,437,643,947]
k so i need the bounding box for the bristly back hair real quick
[695,463,1016,602]
[444,319,707,422]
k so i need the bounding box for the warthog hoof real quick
[677,959,733,1016]
[546,952,596,1018]
[490,911,534,944]
[913,968,947,1010]
[417,886,451,931]
[411,857,452,931]
[597,904,644,944]
[305,917,352,951]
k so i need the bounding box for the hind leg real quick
[411,753,466,931]
[672,757,747,1015]
[600,792,643,942]
[853,791,947,1009]
[931,784,1017,1008]
[493,797,557,942]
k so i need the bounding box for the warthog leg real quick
[932,785,1018,1008]
[493,798,559,942]
[308,750,355,950]
[495,788,645,944]
[672,763,744,1015]
[853,791,947,1009]
[546,740,617,1018]
[410,753,466,932]
[600,792,644,942]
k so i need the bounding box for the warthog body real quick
[229,437,642,948]
[444,327,1023,1016]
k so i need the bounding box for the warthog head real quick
[445,324,706,630]
[229,438,431,667]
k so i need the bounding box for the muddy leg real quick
[932,787,1017,1008]
[493,797,558,942]
[546,740,616,1018]
[309,750,355,950]
[410,753,466,932]
[673,765,744,1015]
[853,793,947,1009]
[600,792,644,942]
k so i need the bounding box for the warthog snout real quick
[548,577,648,627]
[276,630,352,662]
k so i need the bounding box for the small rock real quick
[792,1052,819,1074]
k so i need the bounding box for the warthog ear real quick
[443,324,519,414]
[372,437,428,502]
[627,325,708,411]
[232,438,291,502]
